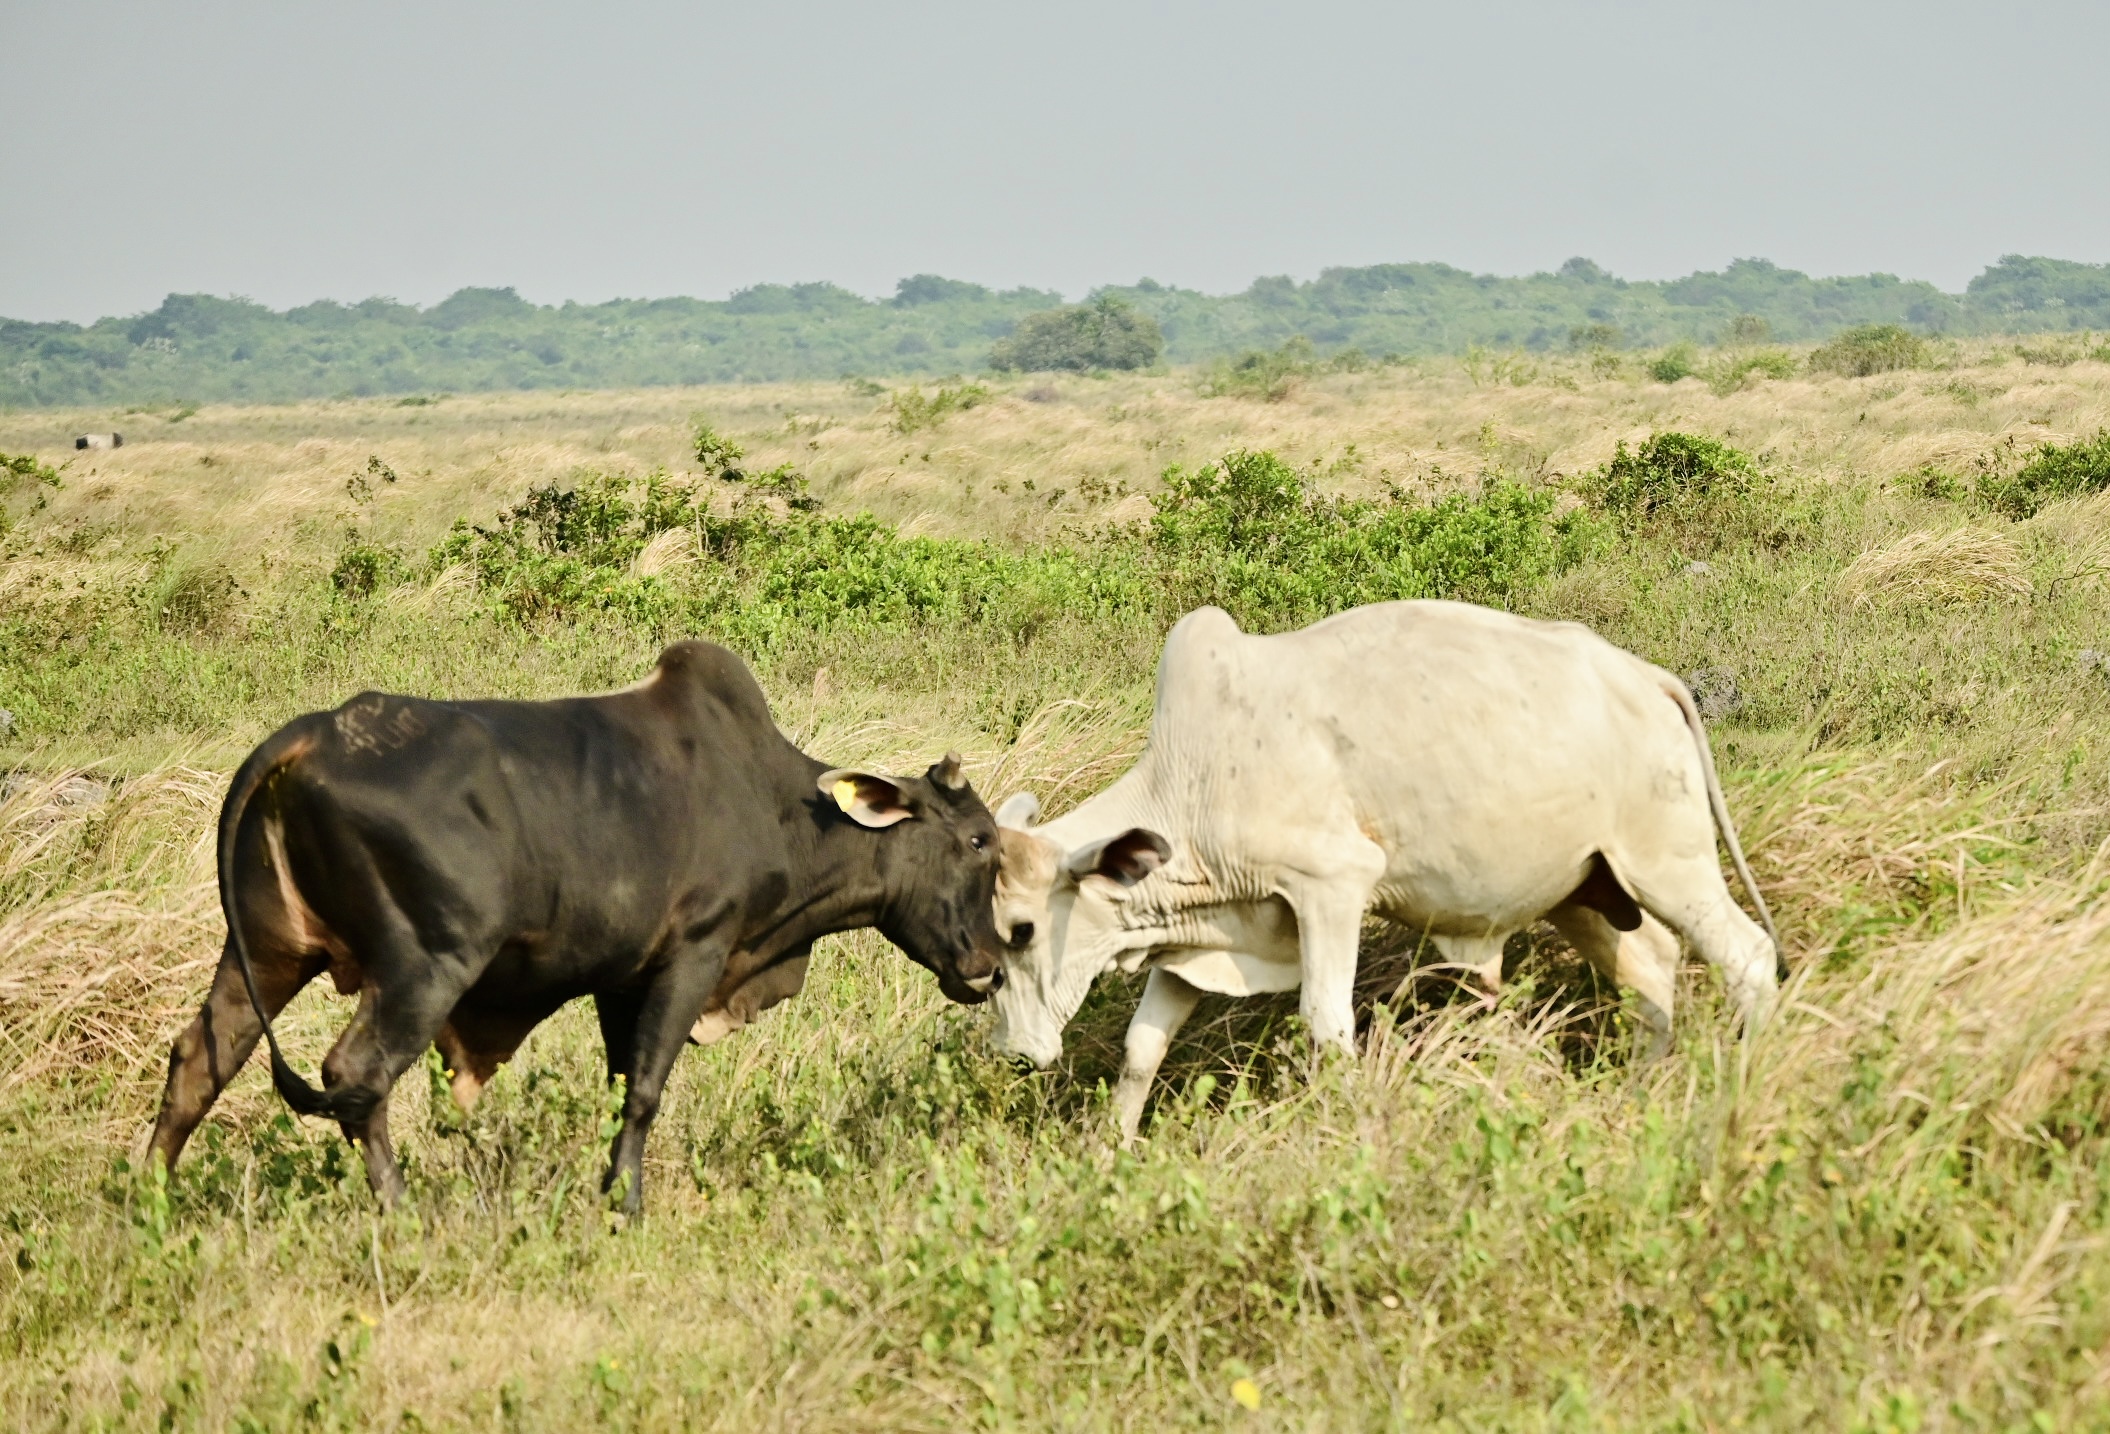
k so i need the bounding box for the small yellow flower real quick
[1231,1378,1262,1411]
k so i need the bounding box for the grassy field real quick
[6,342,2110,1430]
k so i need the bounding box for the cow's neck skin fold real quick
[742,796,902,965]
[1041,770,1190,1019]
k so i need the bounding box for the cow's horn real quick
[930,751,965,790]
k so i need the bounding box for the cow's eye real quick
[970,832,990,851]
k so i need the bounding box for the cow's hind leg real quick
[1547,903,1678,1060]
[317,956,479,1207]
[1113,967,1204,1144]
[599,955,724,1215]
[1617,854,1777,1031]
[148,937,323,1174]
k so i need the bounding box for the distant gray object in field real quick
[2078,649,2108,674]
[75,433,122,450]
[0,709,13,737]
[1684,668,1744,722]
[1686,560,1712,577]
[0,772,108,808]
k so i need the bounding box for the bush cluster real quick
[1977,429,2110,518]
[1808,324,1927,377]
[429,470,715,624]
[0,451,65,537]
[418,448,1581,646]
[1647,344,1698,383]
[1149,450,1574,624]
[1705,348,1798,395]
[1595,432,1759,524]
[889,382,991,434]
[1199,337,1382,401]
[2,451,64,492]
[988,297,1162,373]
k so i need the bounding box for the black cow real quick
[148,640,1007,1211]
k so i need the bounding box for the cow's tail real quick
[1661,677,1786,980]
[218,720,339,1119]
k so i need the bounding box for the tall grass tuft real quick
[1838,526,2033,606]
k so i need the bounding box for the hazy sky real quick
[4,1,2106,323]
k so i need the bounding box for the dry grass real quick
[1839,527,2034,606]
[9,351,2110,1427]
[7,341,2107,568]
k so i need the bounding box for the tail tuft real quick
[267,1049,339,1117]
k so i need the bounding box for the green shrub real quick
[691,422,746,478]
[747,462,822,511]
[1462,345,1541,388]
[988,297,1162,372]
[1647,344,1697,383]
[1977,429,2110,518]
[1203,337,1381,400]
[1147,449,1570,627]
[890,383,991,434]
[2014,337,2090,367]
[1568,324,1623,352]
[1201,338,1319,401]
[1705,349,1798,396]
[0,452,64,536]
[431,469,712,623]
[330,541,402,599]
[1724,313,1773,345]
[2,452,64,492]
[1808,324,1927,377]
[1596,432,1759,525]
[1912,465,1969,501]
[344,454,398,505]
[426,450,1576,644]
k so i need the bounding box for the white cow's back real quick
[1134,602,1711,937]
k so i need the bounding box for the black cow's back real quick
[271,640,819,1006]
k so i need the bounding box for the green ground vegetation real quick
[6,358,2110,1427]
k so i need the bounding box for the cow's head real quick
[987,791,1172,1067]
[817,753,1007,1004]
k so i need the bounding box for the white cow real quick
[988,601,1781,1140]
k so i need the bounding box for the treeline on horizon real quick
[5,254,2108,409]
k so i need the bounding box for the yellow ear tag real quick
[833,778,860,811]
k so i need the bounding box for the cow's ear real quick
[1065,828,1171,886]
[819,770,916,828]
[996,792,1041,829]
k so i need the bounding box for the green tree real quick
[988,297,1163,372]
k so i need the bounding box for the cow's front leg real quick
[1114,967,1204,1144]
[1285,868,1380,1057]
[600,953,725,1215]
[344,1091,404,1208]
